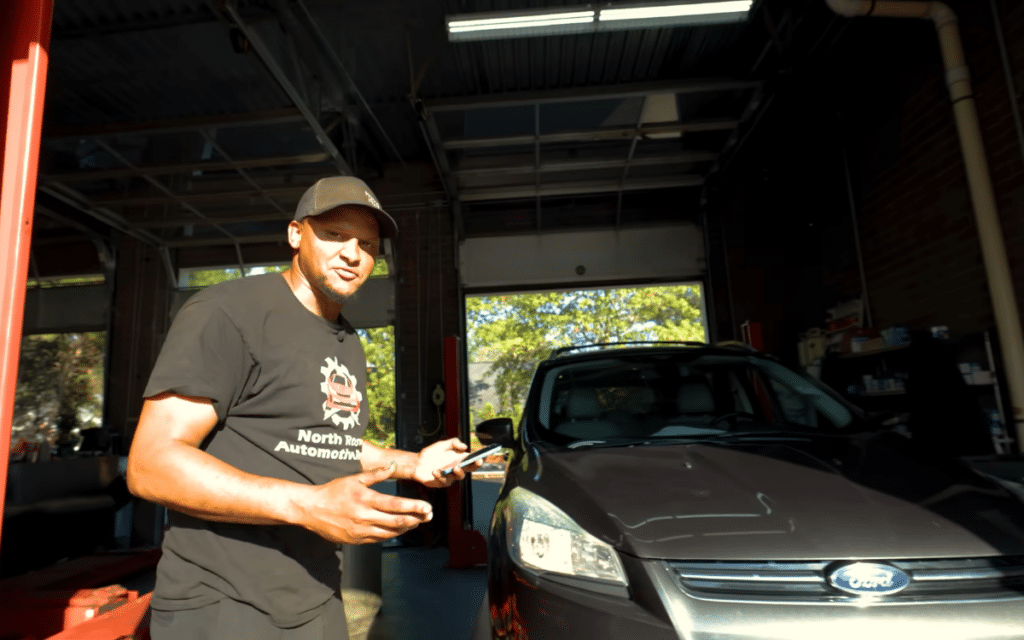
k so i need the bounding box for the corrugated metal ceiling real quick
[34,0,829,268]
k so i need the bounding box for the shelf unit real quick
[820,331,1011,455]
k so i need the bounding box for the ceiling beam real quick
[163,233,287,248]
[132,212,290,229]
[453,151,718,177]
[41,152,331,183]
[423,79,762,112]
[459,176,704,202]
[51,8,219,40]
[223,1,352,175]
[442,119,739,150]
[44,108,306,140]
[90,184,311,208]
[37,183,165,247]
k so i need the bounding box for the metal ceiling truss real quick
[222,0,353,175]
[422,79,762,112]
[418,78,763,228]
[44,108,307,140]
[41,151,330,183]
[415,98,465,240]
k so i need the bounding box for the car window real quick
[749,359,855,429]
[532,351,862,443]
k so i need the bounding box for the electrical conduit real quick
[826,0,1024,452]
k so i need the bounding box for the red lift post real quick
[444,336,487,568]
[0,0,54,552]
[0,6,157,639]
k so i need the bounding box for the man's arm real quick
[127,392,433,544]
[361,438,481,486]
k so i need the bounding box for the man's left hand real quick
[413,438,480,487]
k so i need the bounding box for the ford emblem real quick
[828,562,910,596]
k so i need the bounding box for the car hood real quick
[532,435,1024,561]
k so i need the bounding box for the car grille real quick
[667,557,1024,603]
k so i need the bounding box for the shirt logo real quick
[320,357,363,429]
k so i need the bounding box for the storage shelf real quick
[838,344,911,359]
[852,390,907,397]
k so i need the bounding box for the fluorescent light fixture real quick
[600,1,752,21]
[447,1,753,42]
[447,9,596,41]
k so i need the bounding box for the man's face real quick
[288,205,380,304]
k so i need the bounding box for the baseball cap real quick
[294,176,398,239]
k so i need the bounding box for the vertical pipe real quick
[826,0,1024,450]
[841,143,873,327]
[989,0,1024,172]
[0,0,54,552]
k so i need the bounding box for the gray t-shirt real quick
[143,273,369,627]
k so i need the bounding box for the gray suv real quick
[474,342,1024,639]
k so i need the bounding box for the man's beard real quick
[312,271,356,305]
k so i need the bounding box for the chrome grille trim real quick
[667,557,1024,604]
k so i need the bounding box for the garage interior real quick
[2,0,1024,637]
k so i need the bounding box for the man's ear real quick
[286,220,303,250]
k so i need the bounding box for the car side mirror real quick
[475,417,515,448]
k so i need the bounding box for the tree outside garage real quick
[466,285,706,428]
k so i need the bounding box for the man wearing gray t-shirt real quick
[127,176,477,639]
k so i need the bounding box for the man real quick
[127,176,476,639]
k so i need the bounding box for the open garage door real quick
[460,224,704,290]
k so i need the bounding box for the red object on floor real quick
[0,548,160,639]
[444,336,487,569]
[46,591,153,640]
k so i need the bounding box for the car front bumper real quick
[486,558,1024,640]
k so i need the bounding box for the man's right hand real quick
[128,393,433,544]
[295,462,433,545]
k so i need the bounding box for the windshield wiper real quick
[567,439,607,449]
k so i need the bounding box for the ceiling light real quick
[447,10,597,41]
[446,1,754,42]
[600,1,753,22]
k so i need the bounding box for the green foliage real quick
[27,275,105,288]
[184,264,289,288]
[15,332,105,435]
[184,262,385,289]
[358,327,396,448]
[466,285,705,425]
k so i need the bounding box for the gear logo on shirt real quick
[320,357,363,429]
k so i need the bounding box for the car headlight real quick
[505,487,627,586]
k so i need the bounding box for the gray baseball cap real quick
[294,176,398,239]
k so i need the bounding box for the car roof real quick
[543,341,768,365]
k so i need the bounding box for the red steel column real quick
[444,336,486,568]
[0,0,54,552]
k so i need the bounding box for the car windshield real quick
[533,351,868,444]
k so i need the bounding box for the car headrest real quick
[676,378,715,414]
[566,388,602,419]
[624,387,656,414]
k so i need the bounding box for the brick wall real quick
[855,1,1024,337]
[711,1,1024,361]
[371,165,464,454]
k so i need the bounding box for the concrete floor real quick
[353,476,501,640]
[109,475,502,640]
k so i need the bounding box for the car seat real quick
[675,377,716,419]
[555,388,620,439]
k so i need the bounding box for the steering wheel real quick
[708,411,759,428]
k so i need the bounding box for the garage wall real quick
[853,1,1024,337]
[709,2,1024,363]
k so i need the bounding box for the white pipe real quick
[826,0,1024,452]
